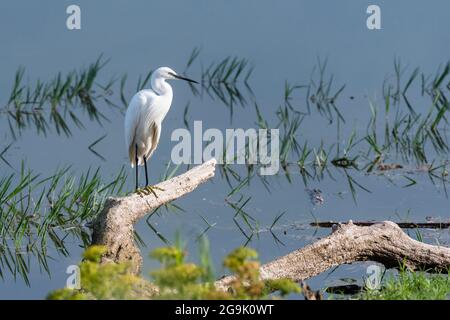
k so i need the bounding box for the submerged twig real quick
[311,221,450,229]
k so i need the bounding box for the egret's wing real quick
[124,92,155,167]
[146,122,161,159]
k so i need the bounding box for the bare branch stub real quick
[91,159,217,273]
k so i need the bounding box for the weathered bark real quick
[215,220,450,290]
[91,158,217,273]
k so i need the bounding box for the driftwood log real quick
[91,158,217,273]
[215,220,450,290]
[90,158,450,291]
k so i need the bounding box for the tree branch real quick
[89,162,450,293]
[215,220,450,290]
[91,158,217,273]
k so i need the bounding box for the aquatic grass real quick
[297,141,313,168]
[145,218,171,246]
[268,211,286,246]
[277,104,304,167]
[183,102,191,129]
[216,58,450,203]
[196,215,217,242]
[382,58,417,115]
[2,56,115,138]
[283,81,307,112]
[204,56,253,119]
[182,48,254,119]
[342,169,371,203]
[254,102,269,130]
[306,58,346,122]
[2,52,216,139]
[0,165,127,284]
[227,175,251,198]
[136,70,153,92]
[0,143,14,169]
[364,62,450,166]
[402,175,417,188]
[88,134,107,161]
[226,195,258,242]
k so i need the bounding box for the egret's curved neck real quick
[151,77,173,97]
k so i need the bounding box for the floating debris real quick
[377,163,403,171]
[306,188,324,206]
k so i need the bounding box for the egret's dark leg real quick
[135,144,138,190]
[144,155,149,186]
[135,152,164,198]
[137,155,164,198]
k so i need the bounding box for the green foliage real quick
[221,247,264,299]
[47,289,86,300]
[151,246,186,266]
[82,245,108,263]
[47,245,143,300]
[359,269,450,300]
[265,279,302,297]
[77,249,141,300]
[151,245,301,299]
[45,245,450,301]
[47,245,302,300]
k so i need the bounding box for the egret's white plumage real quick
[124,67,197,177]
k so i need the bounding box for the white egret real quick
[124,66,198,194]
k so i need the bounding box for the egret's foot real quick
[135,185,165,198]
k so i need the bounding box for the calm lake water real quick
[1,0,450,299]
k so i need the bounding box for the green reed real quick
[1,56,116,138]
[0,164,127,284]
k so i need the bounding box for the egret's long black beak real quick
[170,72,198,84]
